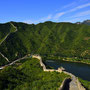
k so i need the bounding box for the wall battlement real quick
[32,55,86,90]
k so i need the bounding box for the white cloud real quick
[70,10,90,18]
[23,14,52,24]
[61,17,85,23]
[68,3,90,12]
[61,10,90,23]
[24,20,34,24]
[24,3,90,24]
[65,18,82,22]
[56,2,76,12]
[40,14,52,21]
[53,3,90,21]
[62,2,76,9]
[53,12,65,20]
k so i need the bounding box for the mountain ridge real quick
[0,21,90,66]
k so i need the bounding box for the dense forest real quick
[0,21,90,90]
[0,58,70,90]
[0,21,90,66]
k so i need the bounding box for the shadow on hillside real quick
[63,78,71,90]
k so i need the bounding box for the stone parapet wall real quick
[32,55,86,90]
[32,55,63,73]
[76,78,85,90]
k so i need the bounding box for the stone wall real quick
[76,78,86,90]
[63,71,86,90]
[32,55,86,90]
[32,55,63,73]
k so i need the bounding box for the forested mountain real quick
[0,58,70,90]
[0,21,90,66]
[82,20,90,25]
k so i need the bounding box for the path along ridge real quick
[0,23,17,62]
[0,54,86,90]
[32,55,86,90]
[0,23,86,90]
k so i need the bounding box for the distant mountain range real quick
[0,20,90,66]
[82,20,90,25]
[76,20,90,25]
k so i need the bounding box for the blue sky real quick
[0,0,90,24]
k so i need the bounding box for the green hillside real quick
[0,22,17,66]
[79,78,90,90]
[0,21,90,65]
[0,54,8,66]
[0,58,69,90]
[0,22,16,43]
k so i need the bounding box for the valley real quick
[0,21,90,90]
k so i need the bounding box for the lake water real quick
[45,60,90,81]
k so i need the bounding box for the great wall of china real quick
[0,23,86,90]
[32,55,86,90]
[0,54,86,90]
